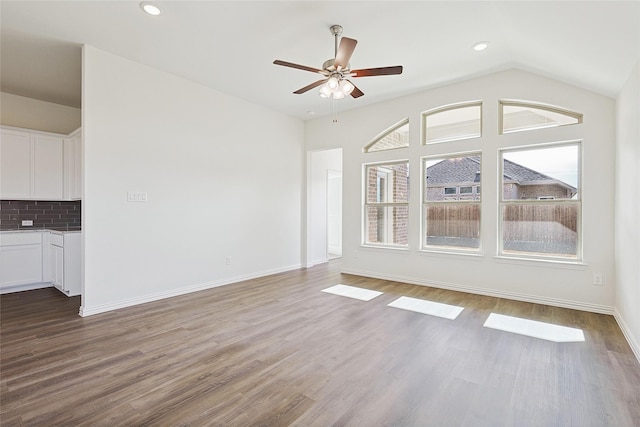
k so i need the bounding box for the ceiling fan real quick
[273,25,403,100]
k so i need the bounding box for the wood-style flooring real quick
[2,260,639,426]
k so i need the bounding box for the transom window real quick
[423,102,482,144]
[364,119,409,153]
[500,101,582,134]
[423,154,481,251]
[364,161,409,247]
[499,142,581,260]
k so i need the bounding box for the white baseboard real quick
[341,268,616,315]
[613,308,640,363]
[1,282,52,294]
[305,257,329,268]
[79,263,302,317]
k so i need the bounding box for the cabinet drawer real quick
[50,233,64,247]
[1,233,42,246]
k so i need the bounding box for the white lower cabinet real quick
[0,231,81,296]
[0,232,45,290]
[50,243,64,289]
[48,232,81,296]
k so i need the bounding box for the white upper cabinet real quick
[0,128,31,198]
[1,126,81,200]
[32,133,64,199]
[63,129,82,200]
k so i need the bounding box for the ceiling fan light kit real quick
[273,24,403,102]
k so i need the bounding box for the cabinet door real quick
[1,245,43,288]
[33,134,64,199]
[62,233,81,296]
[50,244,64,289]
[64,133,83,200]
[0,129,31,199]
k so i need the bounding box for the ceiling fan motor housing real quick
[322,58,350,74]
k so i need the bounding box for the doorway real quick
[307,148,343,266]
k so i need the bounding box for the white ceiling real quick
[1,1,638,120]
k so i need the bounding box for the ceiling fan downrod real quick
[329,24,343,58]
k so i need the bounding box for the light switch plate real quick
[127,191,148,202]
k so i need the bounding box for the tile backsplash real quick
[0,200,81,231]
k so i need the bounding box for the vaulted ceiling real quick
[1,1,638,120]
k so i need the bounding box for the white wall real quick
[307,148,342,266]
[306,69,616,313]
[0,92,81,134]
[615,62,640,359]
[81,46,303,315]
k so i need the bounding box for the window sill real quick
[360,244,410,253]
[419,249,485,261]
[494,255,587,270]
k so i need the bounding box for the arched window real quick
[364,119,409,153]
[500,100,582,134]
[422,101,482,144]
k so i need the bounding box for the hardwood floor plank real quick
[1,260,639,426]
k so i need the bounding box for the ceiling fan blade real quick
[273,60,324,74]
[293,79,327,94]
[334,37,357,70]
[348,80,364,98]
[351,65,403,77]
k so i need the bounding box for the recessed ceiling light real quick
[307,110,316,116]
[473,41,489,52]
[140,2,161,16]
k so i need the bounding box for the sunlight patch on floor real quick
[321,284,383,301]
[483,313,585,342]
[388,296,464,320]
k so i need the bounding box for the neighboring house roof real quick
[426,156,481,184]
[426,156,577,194]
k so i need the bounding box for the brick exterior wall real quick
[504,183,573,200]
[427,185,481,201]
[0,200,81,231]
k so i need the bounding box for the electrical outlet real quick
[593,273,603,286]
[226,256,232,266]
[21,220,33,226]
[354,250,359,259]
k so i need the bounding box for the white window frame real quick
[422,101,482,145]
[499,100,583,135]
[421,151,482,254]
[363,160,410,248]
[363,118,410,153]
[498,141,582,262]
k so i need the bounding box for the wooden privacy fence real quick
[426,204,480,238]
[502,203,578,243]
[426,203,578,242]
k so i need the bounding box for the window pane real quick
[460,186,473,194]
[424,103,481,144]
[502,102,581,133]
[365,120,409,152]
[502,204,578,258]
[366,205,409,246]
[502,145,578,201]
[425,204,480,249]
[366,163,410,203]
[425,155,481,201]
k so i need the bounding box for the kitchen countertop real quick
[0,228,82,234]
